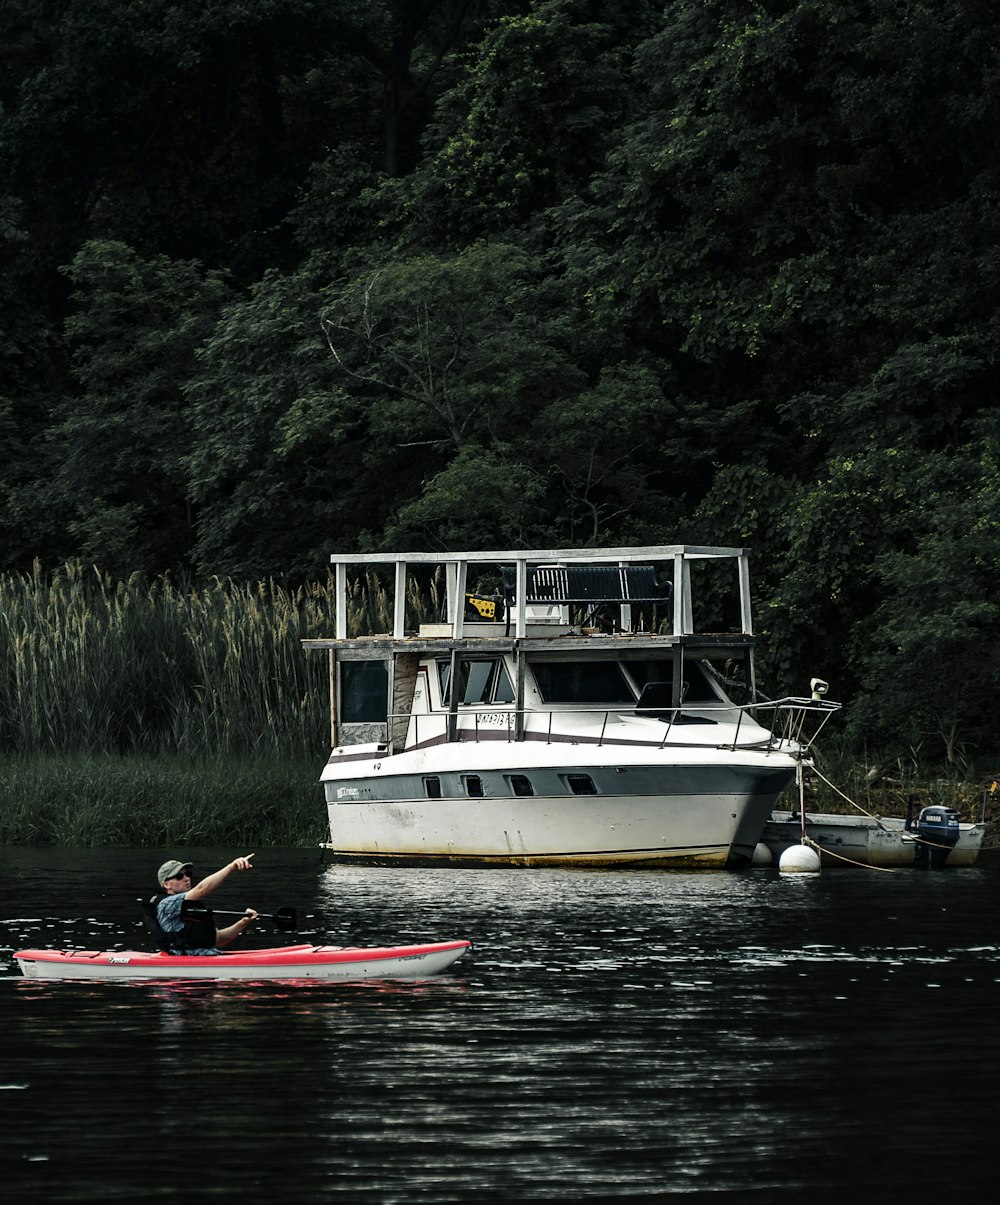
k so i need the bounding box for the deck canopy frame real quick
[319,545,753,643]
[303,547,759,752]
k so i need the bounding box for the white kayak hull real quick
[15,940,472,982]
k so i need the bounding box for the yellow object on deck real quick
[464,593,500,621]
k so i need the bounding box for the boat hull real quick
[323,752,797,869]
[15,940,472,982]
[761,812,986,868]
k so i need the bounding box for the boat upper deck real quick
[302,545,756,656]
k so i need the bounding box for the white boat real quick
[303,546,840,870]
[761,805,987,868]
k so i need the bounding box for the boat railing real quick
[393,696,840,753]
[743,696,842,754]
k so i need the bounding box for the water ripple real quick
[2,848,999,1200]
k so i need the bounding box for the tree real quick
[525,361,685,547]
[403,0,651,245]
[31,240,233,575]
[182,258,367,579]
[386,444,548,550]
[1,1,347,276]
[327,0,490,177]
[322,242,576,447]
[313,240,586,551]
[847,434,1000,763]
[563,0,1000,451]
[10,237,232,575]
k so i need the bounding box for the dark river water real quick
[1,845,998,1203]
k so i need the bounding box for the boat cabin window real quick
[439,658,515,705]
[424,776,442,799]
[531,661,634,704]
[625,659,725,704]
[564,773,598,795]
[507,774,534,797]
[464,774,484,797]
[340,660,389,722]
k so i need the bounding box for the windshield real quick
[530,661,635,704]
[625,659,725,704]
[530,657,731,707]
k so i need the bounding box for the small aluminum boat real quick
[761,806,986,868]
[14,939,472,982]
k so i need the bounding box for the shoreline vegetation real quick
[0,752,324,847]
[1,562,995,847]
[0,560,432,847]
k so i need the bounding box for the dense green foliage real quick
[2,0,999,768]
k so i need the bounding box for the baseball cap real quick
[157,859,193,884]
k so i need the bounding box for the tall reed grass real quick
[0,561,439,845]
[0,560,435,759]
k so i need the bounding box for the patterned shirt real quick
[156,891,220,956]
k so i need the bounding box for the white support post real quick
[672,554,685,635]
[515,558,527,639]
[328,649,337,749]
[393,559,407,638]
[681,558,694,633]
[738,554,753,635]
[618,560,632,632]
[452,559,468,638]
[445,562,458,630]
[335,561,348,640]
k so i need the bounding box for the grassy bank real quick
[0,564,343,758]
[0,753,326,847]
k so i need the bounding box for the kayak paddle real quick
[211,906,299,932]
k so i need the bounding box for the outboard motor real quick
[913,805,960,868]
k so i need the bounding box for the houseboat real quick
[303,546,839,869]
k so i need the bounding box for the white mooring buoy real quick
[751,842,773,867]
[778,843,821,874]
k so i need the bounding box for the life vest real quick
[141,893,218,953]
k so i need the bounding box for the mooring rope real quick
[799,765,962,866]
[808,764,890,828]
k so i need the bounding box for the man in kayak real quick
[151,854,260,955]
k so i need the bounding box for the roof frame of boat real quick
[304,545,754,648]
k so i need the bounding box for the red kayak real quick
[15,939,472,982]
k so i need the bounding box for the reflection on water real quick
[1,846,999,1202]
